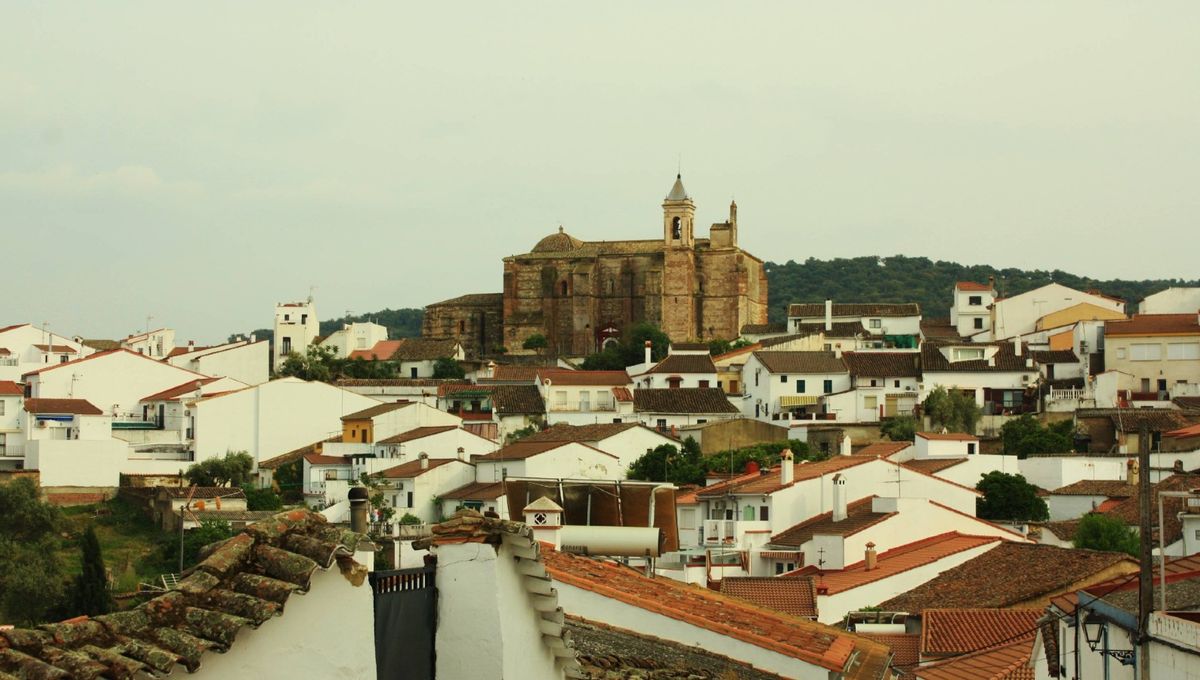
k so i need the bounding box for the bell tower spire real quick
[663,174,695,247]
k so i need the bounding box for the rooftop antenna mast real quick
[145,314,155,334]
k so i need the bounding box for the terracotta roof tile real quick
[0,510,367,677]
[793,533,1004,595]
[1048,480,1134,497]
[140,377,220,402]
[1166,422,1200,438]
[1105,313,1200,336]
[158,487,248,500]
[611,386,633,402]
[920,608,1041,657]
[387,337,461,361]
[24,398,103,415]
[539,369,631,386]
[490,384,546,414]
[740,322,787,335]
[913,638,1035,680]
[376,457,461,478]
[771,496,892,547]
[377,425,461,444]
[519,422,641,443]
[490,365,557,381]
[1029,350,1079,364]
[916,432,978,441]
[473,440,618,461]
[920,342,1035,373]
[753,351,847,374]
[955,281,992,292]
[877,543,1137,614]
[0,380,23,396]
[644,354,717,375]
[786,322,868,340]
[720,577,818,618]
[347,339,402,361]
[861,632,920,672]
[852,441,913,459]
[303,453,348,466]
[257,436,340,470]
[340,401,412,420]
[540,548,888,674]
[632,388,739,415]
[439,481,507,501]
[1172,396,1200,412]
[901,458,968,475]
[698,456,875,498]
[789,303,921,318]
[32,343,78,354]
[1101,473,1200,545]
[843,352,922,378]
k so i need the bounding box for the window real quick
[869,379,878,387]
[759,506,769,521]
[1131,343,1163,361]
[667,377,682,389]
[356,337,367,349]
[1116,347,1127,360]
[775,562,786,575]
[555,391,567,407]
[864,396,877,411]
[0,401,4,416]
[796,380,806,393]
[823,379,833,393]
[579,391,590,410]
[952,347,985,361]
[699,380,709,388]
[697,419,707,424]
[780,375,788,383]
[672,216,682,239]
[410,367,418,378]
[967,443,976,455]
[560,281,568,296]
[301,314,308,324]
[973,317,984,329]
[596,391,612,410]
[281,337,292,355]
[657,418,668,431]
[283,314,290,321]
[730,380,739,393]
[894,380,901,388]
[679,509,696,530]
[968,295,982,306]
[458,320,466,334]
[406,492,413,508]
[755,370,760,387]
[869,318,882,329]
[1168,343,1200,360]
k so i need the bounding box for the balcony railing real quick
[0,444,24,457]
[702,519,770,545]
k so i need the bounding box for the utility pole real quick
[1136,421,1152,680]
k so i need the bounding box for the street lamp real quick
[1082,612,1136,666]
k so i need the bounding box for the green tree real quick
[278,343,341,381]
[627,440,707,486]
[241,485,284,511]
[70,524,113,617]
[880,416,917,442]
[0,479,67,625]
[274,459,303,501]
[582,322,671,369]
[522,334,548,351]
[976,471,1049,522]
[0,477,62,542]
[924,386,981,434]
[433,357,466,379]
[185,451,254,487]
[163,519,234,569]
[399,513,422,525]
[1073,513,1139,556]
[999,415,1074,458]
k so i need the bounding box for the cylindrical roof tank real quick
[557,525,662,558]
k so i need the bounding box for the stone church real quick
[423,175,768,357]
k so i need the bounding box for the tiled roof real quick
[644,353,717,375]
[33,343,78,353]
[1171,396,1200,412]
[789,303,921,318]
[427,292,504,307]
[158,487,248,500]
[1166,422,1200,438]
[877,542,1136,614]
[340,401,411,420]
[793,533,1003,596]
[611,386,633,402]
[920,608,1041,657]
[788,322,869,339]
[740,322,787,335]
[183,510,279,524]
[1029,350,1078,364]
[920,342,1035,373]
[541,548,890,676]
[861,633,920,673]
[490,384,546,414]
[140,377,220,402]
[439,383,494,398]
[1100,408,1194,433]
[1105,313,1200,336]
[519,422,641,443]
[474,440,617,462]
[916,432,978,441]
[1037,519,1080,541]
[389,337,462,361]
[257,436,339,470]
[1048,554,1200,616]
[23,398,103,415]
[22,348,210,379]
[901,458,968,475]
[491,365,558,381]
[0,380,23,396]
[632,388,739,414]
[81,338,122,351]
[0,510,368,678]
[913,638,1035,680]
[303,453,349,466]
[1101,473,1200,545]
[439,481,507,501]
[1048,479,1134,497]
[920,319,963,341]
[843,352,921,378]
[719,577,818,619]
[752,351,847,374]
[852,441,913,459]
[376,457,461,479]
[347,339,402,361]
[955,281,992,292]
[697,456,875,498]
[334,378,466,388]
[377,425,461,444]
[540,369,631,386]
[770,496,893,547]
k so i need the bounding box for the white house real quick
[472,441,621,483]
[1140,287,1200,315]
[630,343,718,389]
[190,377,381,465]
[388,338,466,379]
[914,431,980,458]
[788,301,922,349]
[0,380,24,464]
[538,369,633,426]
[273,298,319,372]
[374,425,497,464]
[0,323,94,381]
[120,327,175,358]
[919,340,1040,415]
[978,282,1125,342]
[22,398,127,487]
[319,321,389,358]
[374,456,476,524]
[166,339,270,385]
[136,376,248,443]
[840,351,922,422]
[22,349,215,424]
[950,280,996,338]
[517,422,679,475]
[631,387,740,432]
[740,351,850,422]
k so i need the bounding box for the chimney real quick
[486,361,496,379]
[644,340,652,365]
[1127,458,1138,487]
[832,473,847,521]
[187,340,195,352]
[250,333,256,343]
[824,299,833,332]
[988,275,996,293]
[780,449,795,485]
[457,446,466,462]
[419,452,430,470]
[1013,337,1022,356]
[865,542,878,571]
[349,487,369,534]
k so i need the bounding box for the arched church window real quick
[672,216,682,240]
[560,280,568,296]
[607,277,615,295]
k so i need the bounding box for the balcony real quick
[703,519,770,546]
[0,444,24,458]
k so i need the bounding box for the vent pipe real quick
[780,449,795,485]
[824,300,833,332]
[865,542,878,571]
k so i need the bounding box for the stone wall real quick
[422,293,504,358]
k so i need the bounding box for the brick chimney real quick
[780,449,794,485]
[832,473,847,522]
[865,542,878,571]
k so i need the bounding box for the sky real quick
[2,2,1197,343]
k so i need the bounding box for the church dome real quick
[532,226,583,253]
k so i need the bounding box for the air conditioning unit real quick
[37,420,48,429]
[905,386,915,392]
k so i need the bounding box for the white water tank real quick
[558,525,662,558]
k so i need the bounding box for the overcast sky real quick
[3,2,1197,343]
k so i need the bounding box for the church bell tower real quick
[662,174,695,248]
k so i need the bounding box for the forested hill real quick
[763,256,1198,323]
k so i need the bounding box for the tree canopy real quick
[976,471,1049,522]
[522,333,548,351]
[581,322,670,370]
[70,524,113,617]
[1073,513,1139,556]
[185,451,254,488]
[626,437,818,486]
[432,357,466,379]
[278,344,399,381]
[923,386,981,434]
[880,416,918,442]
[1000,415,1076,458]
[0,479,67,625]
